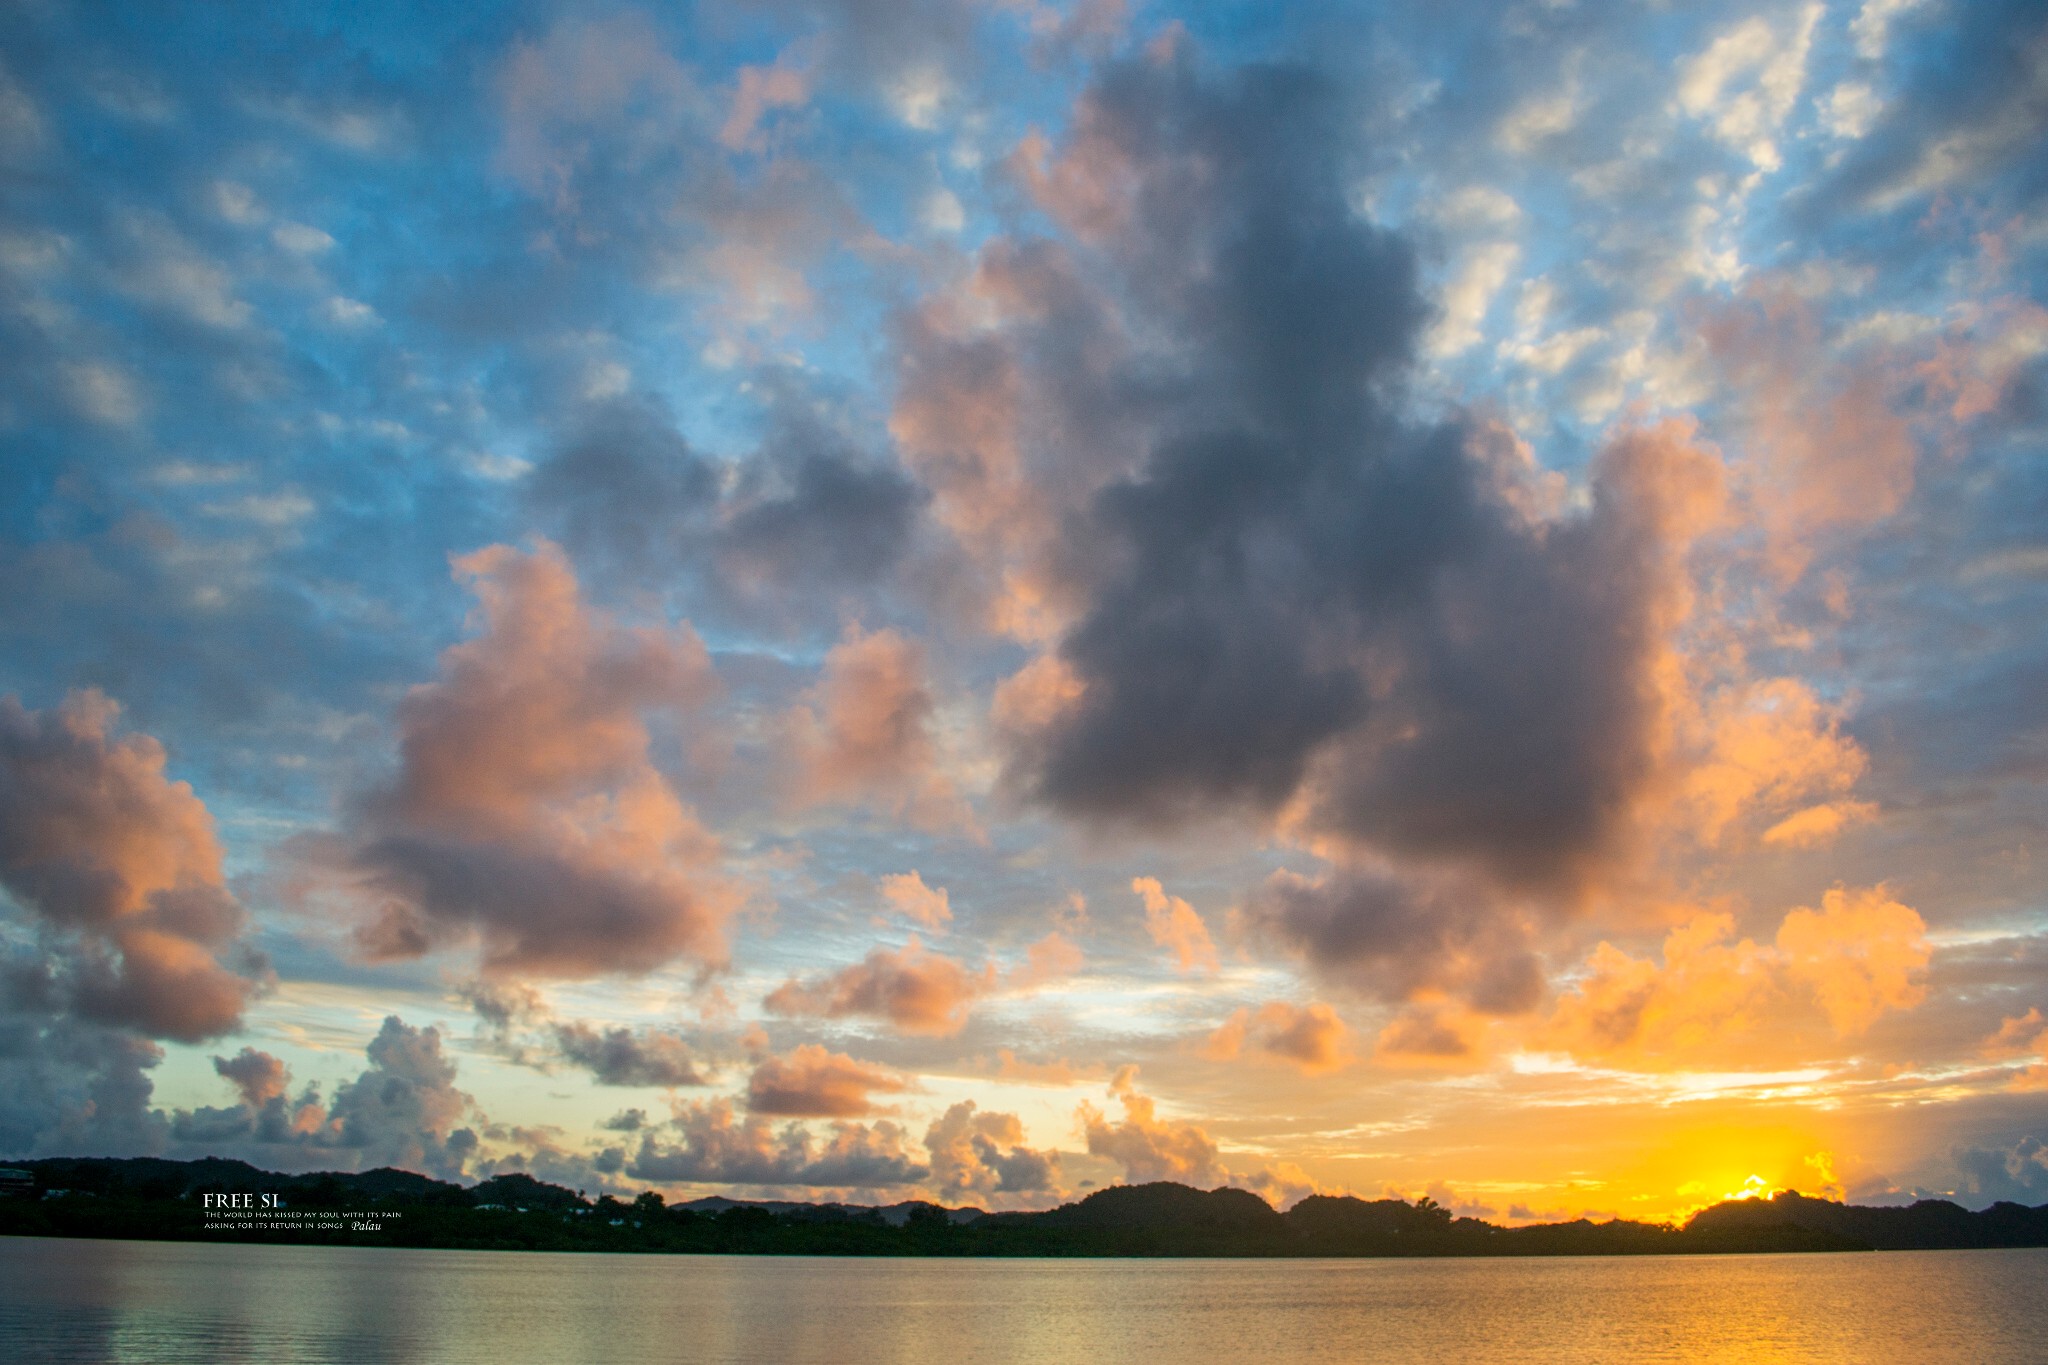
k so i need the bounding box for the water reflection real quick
[4,1237,2043,1364]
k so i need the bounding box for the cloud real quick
[164,1017,477,1179]
[1251,866,1544,1015]
[1983,1009,2048,1090]
[335,540,736,978]
[552,1023,711,1088]
[986,45,1746,919]
[320,1017,481,1180]
[627,1097,927,1189]
[1205,1001,1350,1074]
[1776,885,1930,1034]
[764,938,996,1036]
[1078,1065,1226,1188]
[1950,1136,2048,1206]
[1679,678,1874,848]
[494,13,696,201]
[1818,0,2048,213]
[1698,283,1919,580]
[212,1047,288,1108]
[0,1012,169,1158]
[878,870,952,930]
[923,1100,1060,1199]
[720,55,812,153]
[528,396,925,616]
[1130,877,1219,973]
[746,1043,913,1117]
[1543,885,1930,1060]
[1374,998,1489,1065]
[1673,4,1821,173]
[0,690,264,1042]
[782,625,974,832]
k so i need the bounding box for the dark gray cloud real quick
[1001,54,1718,914]
[527,400,723,582]
[552,1022,712,1088]
[321,1016,479,1180]
[1251,868,1543,1014]
[0,998,169,1158]
[1951,1135,2048,1206]
[626,1098,928,1188]
[1815,0,2048,218]
[526,392,926,623]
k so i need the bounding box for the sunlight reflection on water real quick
[4,1237,2042,1364]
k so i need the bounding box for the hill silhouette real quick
[4,1159,2043,1257]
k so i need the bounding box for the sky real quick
[1,0,2045,1224]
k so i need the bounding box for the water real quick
[3,1237,2042,1364]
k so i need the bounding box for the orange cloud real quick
[1544,884,1929,1061]
[991,652,1085,734]
[1207,1001,1352,1074]
[1079,1066,1226,1187]
[719,56,809,153]
[878,870,951,930]
[1775,885,1929,1034]
[1679,678,1873,848]
[1375,998,1491,1067]
[989,1050,1106,1086]
[1701,281,1919,581]
[1983,1009,2048,1091]
[343,540,734,978]
[1132,876,1219,972]
[764,937,997,1037]
[923,1100,1060,1199]
[745,1045,912,1118]
[1010,930,1085,990]
[0,689,262,1041]
[783,624,975,833]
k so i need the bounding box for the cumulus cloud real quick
[1131,877,1219,973]
[627,1097,927,1189]
[1251,866,1544,1015]
[0,690,264,1042]
[1698,283,1919,581]
[745,1043,912,1117]
[922,1100,1059,1199]
[131,1018,480,1178]
[528,397,926,615]
[1543,885,1930,1061]
[334,540,736,978]
[782,624,974,832]
[878,869,952,930]
[320,1016,481,1180]
[764,938,996,1036]
[212,1047,289,1108]
[1205,1001,1351,1074]
[1776,886,1930,1034]
[1950,1136,2048,1205]
[1983,1009,2048,1090]
[985,47,1750,934]
[1373,998,1490,1065]
[552,1022,711,1088]
[1078,1066,1226,1188]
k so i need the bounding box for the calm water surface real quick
[3,1237,2042,1364]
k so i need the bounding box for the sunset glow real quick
[1,0,2044,1225]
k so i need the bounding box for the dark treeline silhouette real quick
[4,1158,2044,1257]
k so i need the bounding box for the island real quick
[3,1157,2045,1258]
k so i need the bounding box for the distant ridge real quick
[5,1158,2045,1257]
